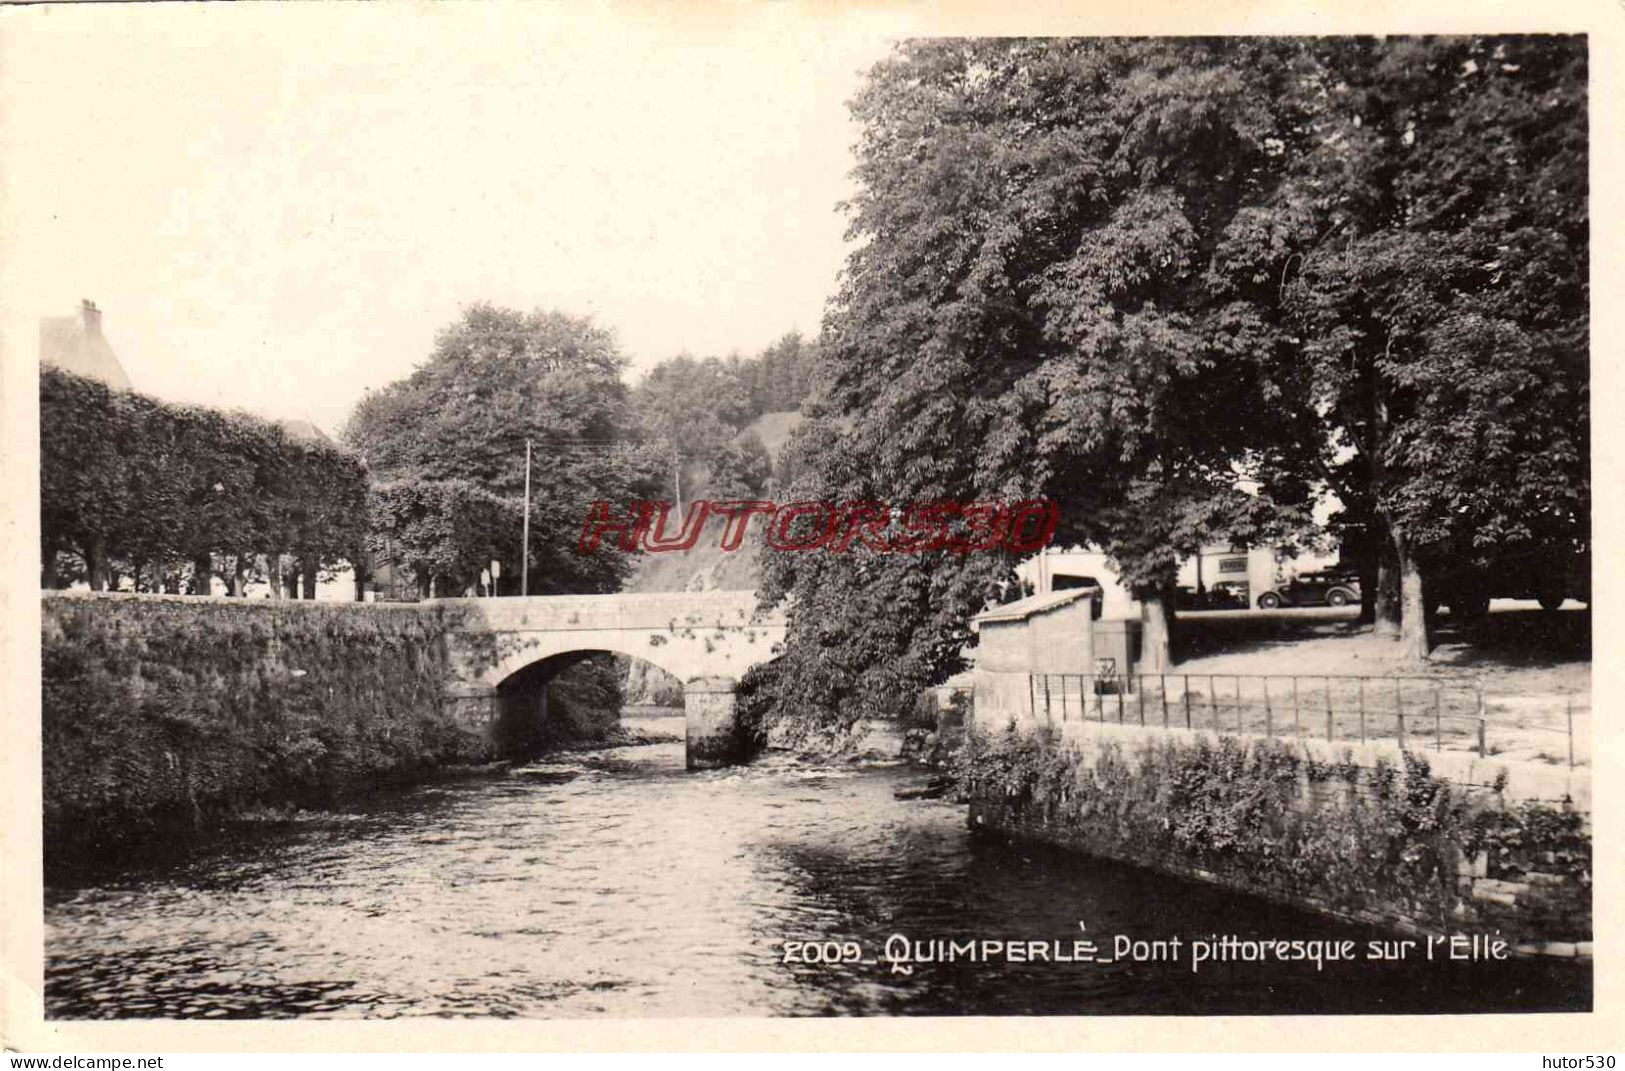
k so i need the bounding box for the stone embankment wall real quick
[959,718,1591,957]
[42,593,489,849]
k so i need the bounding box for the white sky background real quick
[2,5,898,436]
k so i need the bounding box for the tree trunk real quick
[1355,526,1378,625]
[191,553,213,595]
[87,536,109,592]
[301,557,318,600]
[1373,540,1401,639]
[1392,526,1431,663]
[268,553,284,600]
[351,548,371,602]
[230,554,248,597]
[42,544,59,589]
[162,565,181,595]
[1138,585,1175,673]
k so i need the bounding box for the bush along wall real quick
[956,725,1591,954]
[42,594,492,853]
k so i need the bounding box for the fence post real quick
[1043,673,1052,725]
[1477,687,1488,758]
[1263,676,1273,739]
[1291,676,1301,738]
[1208,674,1217,731]
[1137,677,1145,726]
[1358,677,1367,744]
[1234,676,1244,735]
[1184,676,1192,729]
[1394,677,1405,751]
[1325,678,1334,741]
[1567,694,1575,769]
[1117,685,1125,725]
[1161,674,1169,729]
[1433,685,1443,752]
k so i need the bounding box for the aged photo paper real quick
[2,0,1622,1054]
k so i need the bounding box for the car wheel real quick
[1326,589,1351,607]
[1451,589,1491,622]
[1258,592,1281,610]
[1537,591,1565,612]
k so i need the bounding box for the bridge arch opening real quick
[439,592,784,770]
[493,649,744,769]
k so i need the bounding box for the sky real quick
[2,5,899,436]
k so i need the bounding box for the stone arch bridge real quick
[437,591,786,768]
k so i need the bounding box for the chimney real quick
[80,299,101,336]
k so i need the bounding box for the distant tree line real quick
[41,368,368,596]
[631,332,818,500]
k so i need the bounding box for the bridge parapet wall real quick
[436,590,786,706]
[434,591,783,635]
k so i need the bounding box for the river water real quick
[46,714,1589,1018]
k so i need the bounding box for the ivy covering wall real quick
[42,595,486,850]
[957,727,1591,946]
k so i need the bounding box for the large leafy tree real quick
[1225,36,1588,659]
[753,38,1320,739]
[344,304,655,595]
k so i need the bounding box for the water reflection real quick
[46,726,1589,1018]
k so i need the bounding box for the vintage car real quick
[1255,571,1361,609]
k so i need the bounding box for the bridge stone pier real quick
[436,591,786,769]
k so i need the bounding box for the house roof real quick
[40,307,133,392]
[973,585,1099,624]
[277,418,333,445]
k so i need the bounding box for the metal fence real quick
[1028,672,1589,768]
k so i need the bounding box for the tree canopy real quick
[344,303,655,596]
[748,35,1587,738]
[1254,37,1589,656]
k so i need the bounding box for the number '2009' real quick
[782,940,862,964]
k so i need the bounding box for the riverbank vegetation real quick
[955,724,1591,944]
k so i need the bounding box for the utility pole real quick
[521,439,532,597]
[672,444,683,516]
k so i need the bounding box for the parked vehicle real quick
[1175,582,1251,611]
[1429,542,1590,621]
[1255,571,1361,610]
